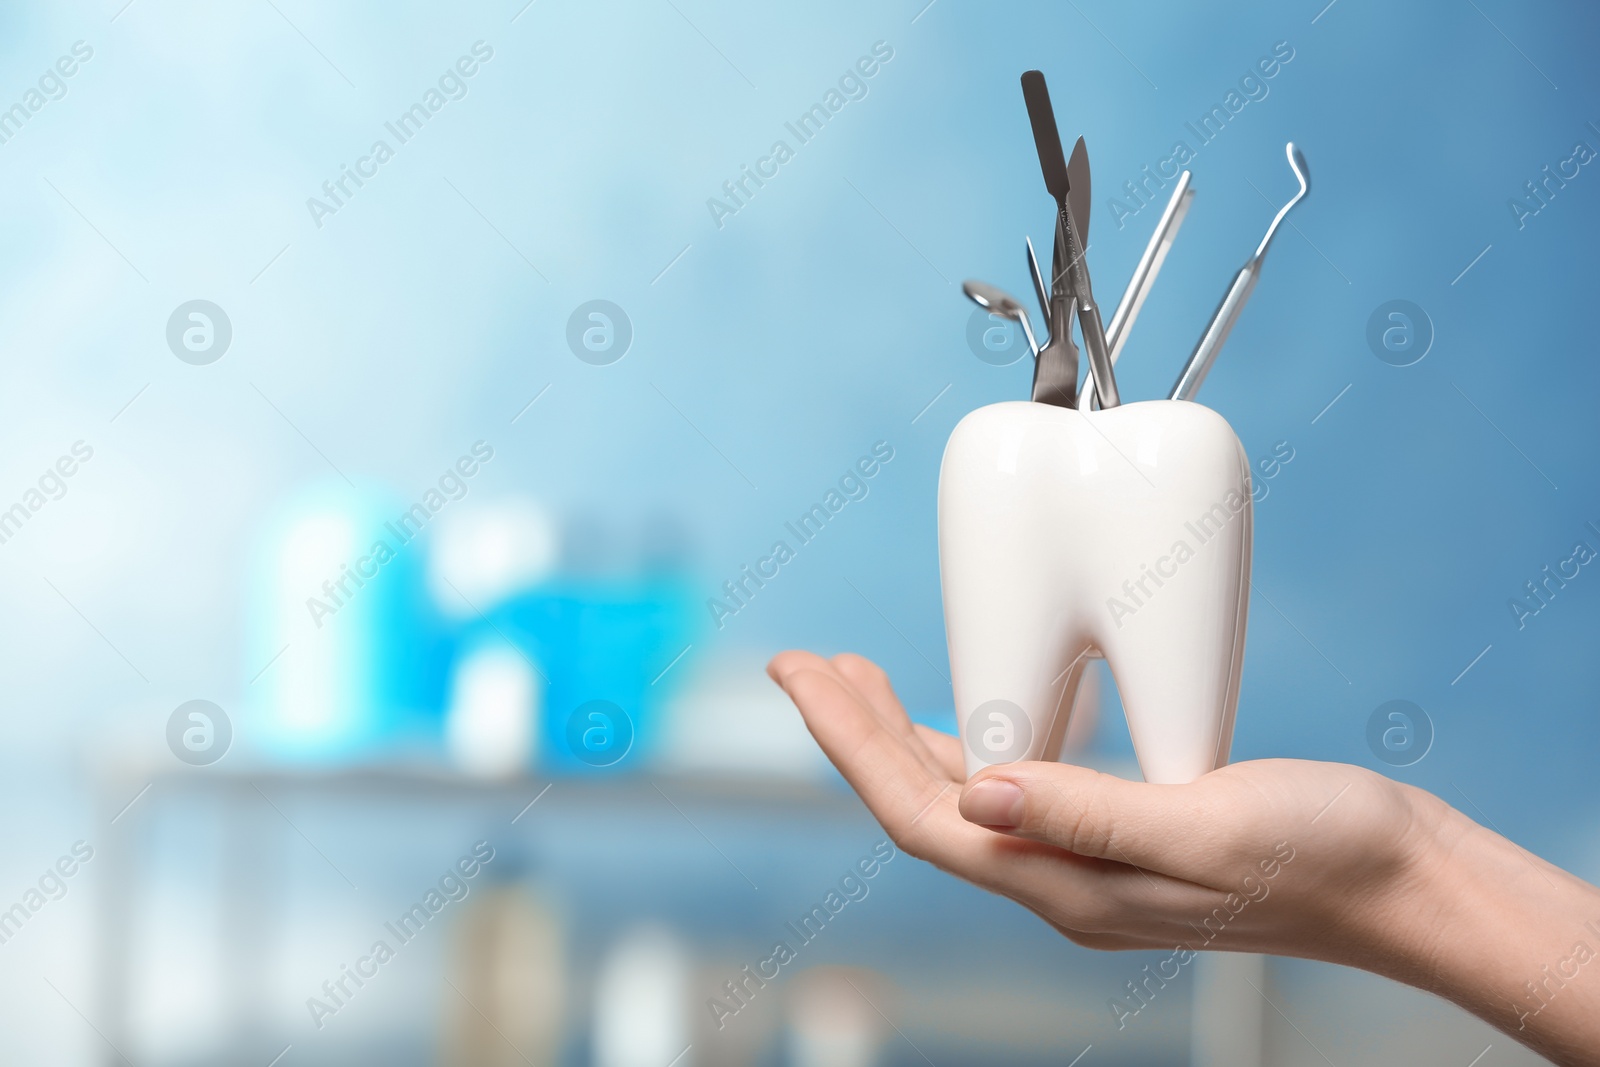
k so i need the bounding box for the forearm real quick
[1360,792,1600,1065]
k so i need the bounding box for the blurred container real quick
[444,639,542,777]
[460,577,698,774]
[428,497,561,619]
[247,483,698,772]
[245,482,450,763]
[785,966,891,1067]
[439,880,566,1067]
[592,924,695,1067]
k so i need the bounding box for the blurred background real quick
[0,0,1596,1063]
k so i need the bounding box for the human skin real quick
[767,650,1600,1066]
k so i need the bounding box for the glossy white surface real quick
[938,400,1251,784]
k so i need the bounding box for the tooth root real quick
[1214,500,1253,769]
[939,457,1089,775]
[1048,656,1094,758]
[940,538,1086,775]
[1098,503,1250,785]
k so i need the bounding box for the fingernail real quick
[963,779,1024,828]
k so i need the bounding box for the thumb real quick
[959,763,1217,875]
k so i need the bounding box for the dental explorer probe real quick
[1170,143,1309,402]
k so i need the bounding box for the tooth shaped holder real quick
[939,400,1251,784]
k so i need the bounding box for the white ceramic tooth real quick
[938,400,1251,784]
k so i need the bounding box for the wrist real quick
[1361,785,1600,1061]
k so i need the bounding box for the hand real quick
[767,650,1600,1066]
[765,650,1435,958]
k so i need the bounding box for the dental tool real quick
[1029,257,1079,407]
[1021,71,1119,409]
[1110,171,1194,361]
[962,279,1040,360]
[1025,236,1050,325]
[1066,135,1092,256]
[1040,138,1096,409]
[1029,134,1091,409]
[1170,143,1310,402]
[1079,171,1195,411]
[1032,256,1079,408]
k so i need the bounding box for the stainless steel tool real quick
[1027,133,1094,409]
[1059,135,1092,325]
[1026,235,1078,406]
[1021,71,1119,408]
[963,279,1040,360]
[1032,259,1078,407]
[1024,236,1050,324]
[1066,134,1092,255]
[1170,143,1310,402]
[1080,170,1195,411]
[1109,171,1193,361]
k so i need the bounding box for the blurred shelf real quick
[94,761,870,817]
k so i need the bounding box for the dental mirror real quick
[963,279,1040,360]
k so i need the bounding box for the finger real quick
[771,651,962,778]
[1040,916,1201,953]
[768,649,836,686]
[970,827,1236,935]
[770,651,917,752]
[913,723,966,780]
[958,762,1255,887]
[829,653,954,782]
[828,653,905,723]
[770,663,984,861]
